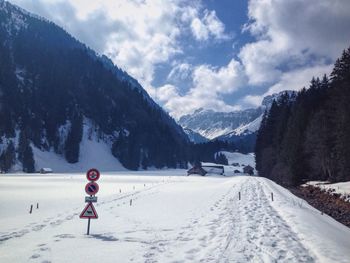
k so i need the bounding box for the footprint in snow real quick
[30,253,40,259]
[90,233,118,242]
[32,224,46,231]
[54,234,75,239]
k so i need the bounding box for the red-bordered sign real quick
[79,202,98,219]
[86,168,100,181]
[85,182,99,196]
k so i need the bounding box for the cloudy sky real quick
[9,0,350,118]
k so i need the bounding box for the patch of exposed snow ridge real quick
[33,119,125,173]
[231,114,263,136]
[0,1,28,36]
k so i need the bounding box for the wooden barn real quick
[243,165,254,175]
[39,168,53,174]
[187,166,207,176]
[202,165,224,175]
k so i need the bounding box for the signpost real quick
[87,168,100,181]
[80,202,98,219]
[85,196,98,203]
[85,182,99,196]
[80,168,100,235]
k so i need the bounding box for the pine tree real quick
[22,144,35,173]
[17,130,35,172]
[304,110,332,180]
[330,47,350,84]
[255,110,268,176]
[65,113,83,163]
[18,129,27,163]
[141,150,149,170]
[215,153,228,165]
[0,140,15,172]
[255,101,280,180]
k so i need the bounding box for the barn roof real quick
[187,167,207,176]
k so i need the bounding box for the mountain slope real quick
[0,0,189,172]
[179,108,263,140]
[183,128,209,143]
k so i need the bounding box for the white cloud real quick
[203,10,227,40]
[159,88,239,119]
[240,95,264,108]
[190,9,230,41]
[233,0,350,109]
[240,0,350,86]
[192,59,245,94]
[155,84,178,102]
[240,64,333,109]
[191,17,209,41]
[159,59,245,118]
[239,39,289,85]
[265,64,333,95]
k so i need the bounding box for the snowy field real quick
[221,151,255,168]
[1,171,350,263]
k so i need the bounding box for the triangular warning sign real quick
[80,202,98,219]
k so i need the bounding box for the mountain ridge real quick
[179,90,295,143]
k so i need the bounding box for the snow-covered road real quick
[0,171,349,262]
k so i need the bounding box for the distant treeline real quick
[188,140,233,165]
[255,47,350,186]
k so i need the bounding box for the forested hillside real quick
[0,0,189,172]
[255,47,350,186]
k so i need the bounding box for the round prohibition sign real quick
[85,182,99,196]
[86,168,100,181]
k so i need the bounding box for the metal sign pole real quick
[87,218,91,235]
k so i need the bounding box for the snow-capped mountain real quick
[224,114,263,137]
[0,0,189,172]
[179,91,296,148]
[179,108,263,140]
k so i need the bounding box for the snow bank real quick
[258,177,350,262]
[306,181,350,202]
